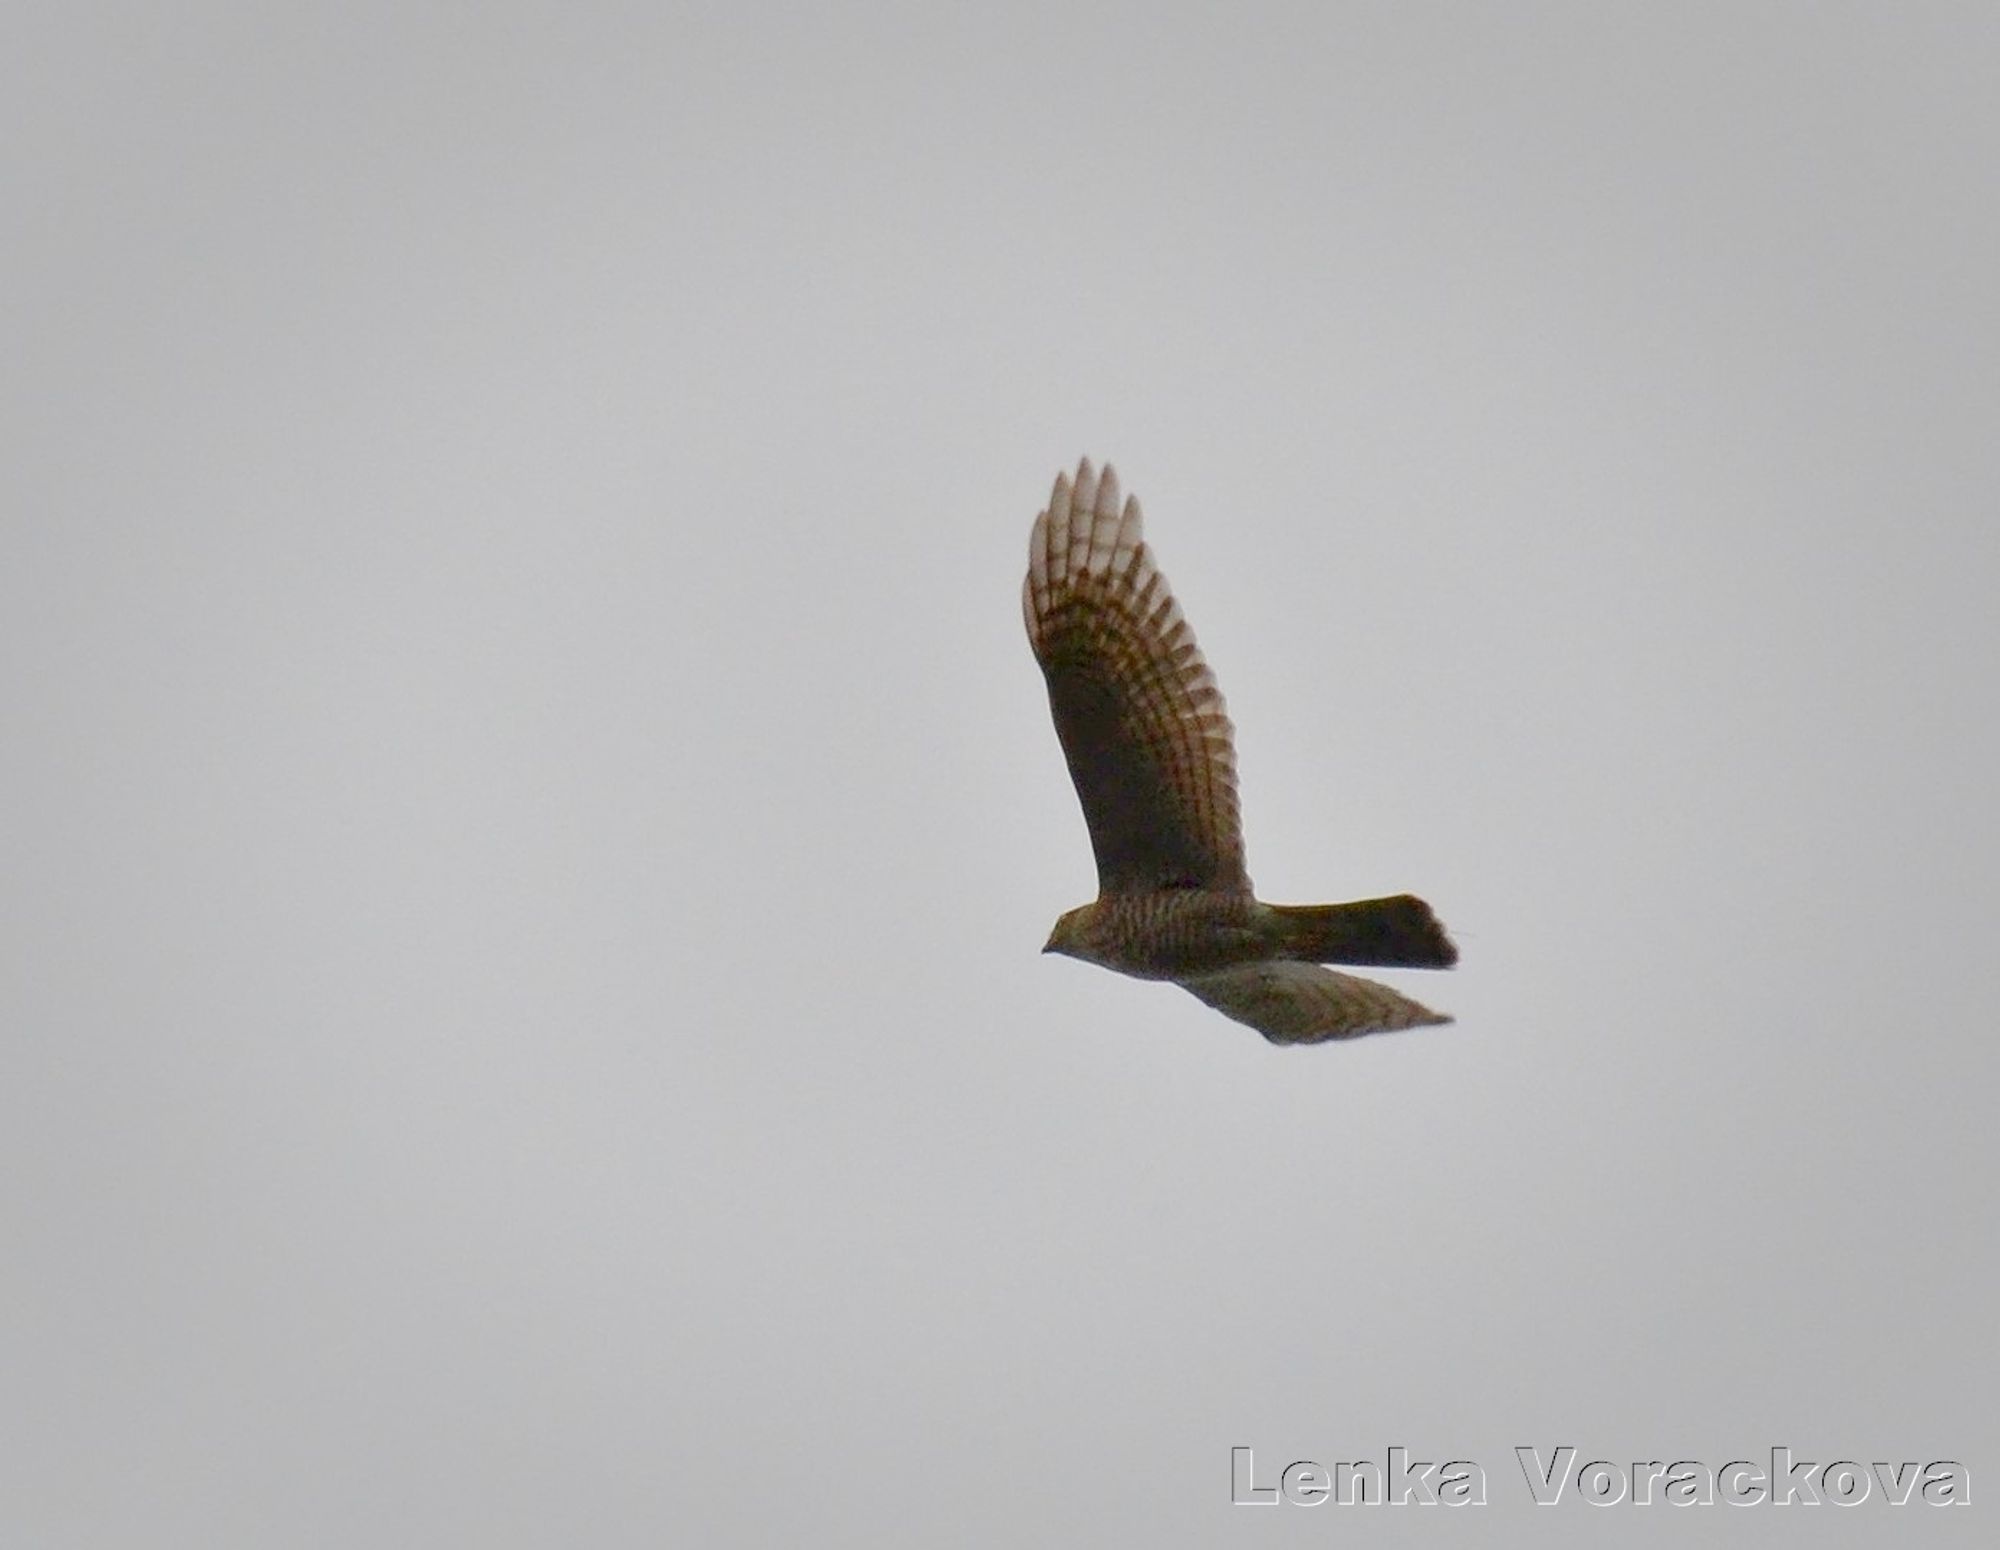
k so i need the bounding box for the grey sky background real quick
[6,4,1996,1546]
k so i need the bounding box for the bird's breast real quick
[1086,891,1268,980]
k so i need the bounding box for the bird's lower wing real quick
[1180,960,1451,1044]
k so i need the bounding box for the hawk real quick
[1025,458,1457,1044]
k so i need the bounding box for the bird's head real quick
[1043,904,1100,963]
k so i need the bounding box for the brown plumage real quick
[1024,458,1456,1044]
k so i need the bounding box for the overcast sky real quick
[6,4,1996,1546]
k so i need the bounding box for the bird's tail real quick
[1269,895,1458,969]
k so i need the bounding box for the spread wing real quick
[1181,961,1451,1044]
[1023,459,1246,894]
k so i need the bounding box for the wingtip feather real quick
[1095,463,1120,519]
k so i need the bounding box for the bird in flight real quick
[1024,458,1457,1044]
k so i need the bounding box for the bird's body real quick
[1046,890,1267,981]
[1024,458,1456,1044]
[1047,890,1454,981]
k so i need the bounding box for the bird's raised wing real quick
[1023,459,1246,894]
[1180,960,1451,1044]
